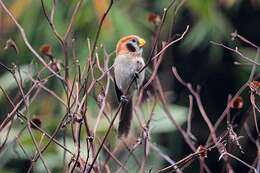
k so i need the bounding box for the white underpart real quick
[114,54,145,95]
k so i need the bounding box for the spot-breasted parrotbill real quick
[113,35,146,138]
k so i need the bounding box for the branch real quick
[210,41,260,67]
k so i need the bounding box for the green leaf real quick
[0,65,33,98]
[138,101,188,133]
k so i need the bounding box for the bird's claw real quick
[134,71,139,79]
[120,95,128,103]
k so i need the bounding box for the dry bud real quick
[40,44,52,55]
[197,145,207,159]
[39,44,53,58]
[50,60,61,73]
[249,81,260,95]
[30,117,42,130]
[148,13,161,26]
[230,96,243,109]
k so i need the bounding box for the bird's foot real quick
[120,95,128,103]
[134,71,139,79]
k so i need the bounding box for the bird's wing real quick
[114,79,123,102]
[110,65,123,101]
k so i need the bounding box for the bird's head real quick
[116,35,146,57]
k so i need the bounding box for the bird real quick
[113,35,146,138]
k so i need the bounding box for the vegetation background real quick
[0,0,259,173]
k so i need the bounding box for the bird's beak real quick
[139,38,146,48]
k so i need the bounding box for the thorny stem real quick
[219,152,257,173]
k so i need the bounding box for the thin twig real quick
[87,104,123,173]
[219,152,257,173]
[210,41,260,66]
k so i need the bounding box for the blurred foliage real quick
[1,0,260,172]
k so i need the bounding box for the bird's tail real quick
[118,99,133,138]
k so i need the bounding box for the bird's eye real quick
[132,39,137,43]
